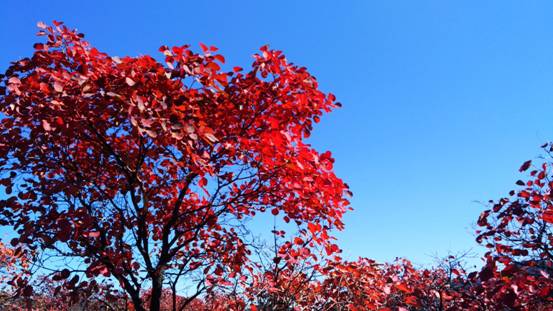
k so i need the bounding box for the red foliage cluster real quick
[474,143,553,309]
[238,257,479,310]
[0,21,552,310]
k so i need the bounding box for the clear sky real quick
[2,0,553,267]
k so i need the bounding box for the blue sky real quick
[2,0,553,267]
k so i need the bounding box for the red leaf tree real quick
[0,22,350,311]
[475,144,553,309]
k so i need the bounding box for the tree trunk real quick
[171,284,178,311]
[149,271,165,311]
[130,293,146,311]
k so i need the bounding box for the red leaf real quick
[199,43,209,53]
[214,54,225,63]
[198,177,208,187]
[42,120,52,131]
[325,243,339,255]
[125,77,136,86]
[53,81,64,93]
[395,282,411,293]
[60,269,70,279]
[87,231,100,238]
[519,160,532,172]
[405,295,419,306]
[542,210,553,223]
[204,133,218,144]
[8,77,21,85]
[307,222,321,234]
